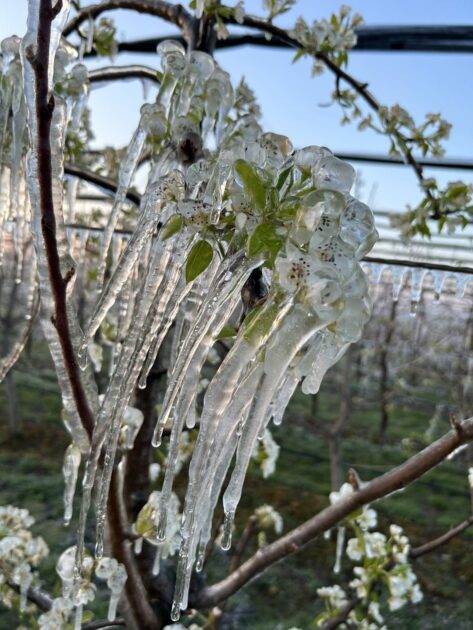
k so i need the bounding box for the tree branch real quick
[28,0,95,438]
[108,466,163,629]
[63,0,192,38]
[195,416,473,607]
[89,64,160,85]
[82,619,125,629]
[223,13,432,199]
[410,515,473,559]
[64,163,141,205]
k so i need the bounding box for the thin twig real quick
[64,163,141,205]
[63,0,192,38]
[28,0,95,438]
[410,515,473,559]
[89,64,160,85]
[195,417,473,607]
[82,619,126,629]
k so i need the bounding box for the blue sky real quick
[2,1,473,212]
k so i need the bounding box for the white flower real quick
[329,482,354,505]
[468,467,473,489]
[349,566,370,598]
[234,1,245,24]
[368,601,384,624]
[317,584,347,608]
[389,524,403,538]
[149,463,161,482]
[261,429,280,478]
[215,19,229,40]
[388,595,406,611]
[254,504,283,534]
[346,537,363,561]
[356,507,377,531]
[365,532,387,558]
[409,582,423,603]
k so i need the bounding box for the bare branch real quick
[64,163,141,205]
[89,64,160,85]
[410,515,473,559]
[82,619,126,629]
[63,0,192,38]
[29,0,95,437]
[195,417,473,607]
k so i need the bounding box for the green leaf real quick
[292,49,304,63]
[243,302,280,345]
[234,159,266,211]
[217,324,237,340]
[247,223,284,265]
[161,214,184,240]
[276,166,292,191]
[185,240,214,283]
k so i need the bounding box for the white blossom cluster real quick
[0,506,48,614]
[291,5,363,75]
[317,486,423,628]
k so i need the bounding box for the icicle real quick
[454,272,470,299]
[85,15,94,53]
[18,564,32,612]
[156,41,186,115]
[84,181,174,344]
[271,370,299,426]
[96,102,166,289]
[62,443,81,526]
[333,526,345,574]
[390,266,408,302]
[409,267,427,315]
[74,604,83,630]
[128,536,139,557]
[107,565,127,622]
[152,545,163,576]
[429,269,446,302]
[152,254,256,445]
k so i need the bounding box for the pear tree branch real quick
[195,417,473,607]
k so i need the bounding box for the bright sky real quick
[2,1,473,212]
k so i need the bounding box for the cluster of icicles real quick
[0,1,470,623]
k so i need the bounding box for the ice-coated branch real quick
[8,581,53,613]
[63,0,193,38]
[195,417,473,607]
[409,514,473,559]
[64,163,141,205]
[89,64,160,85]
[223,12,432,200]
[26,0,95,438]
